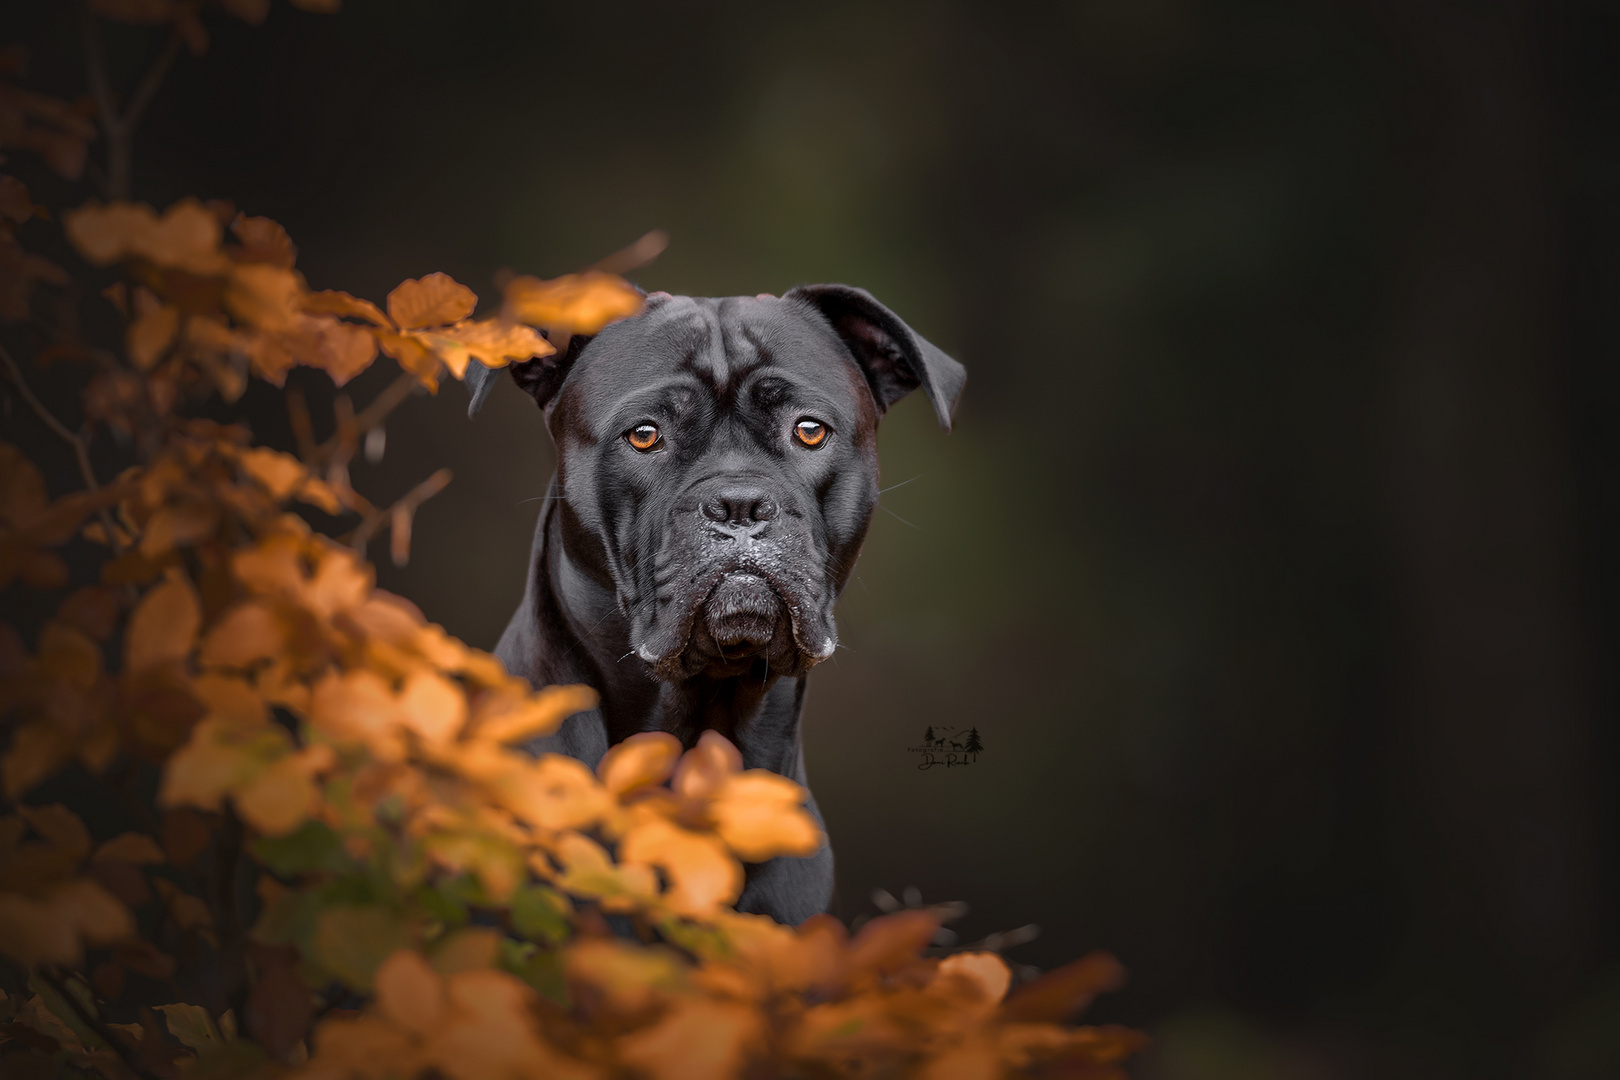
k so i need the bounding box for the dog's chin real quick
[636,571,827,680]
[683,573,793,678]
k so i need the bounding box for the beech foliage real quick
[0,3,1142,1077]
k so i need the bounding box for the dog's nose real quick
[701,486,778,527]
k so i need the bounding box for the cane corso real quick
[465,285,964,925]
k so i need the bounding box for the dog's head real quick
[470,285,964,682]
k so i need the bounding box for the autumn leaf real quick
[64,198,231,275]
[618,817,742,916]
[305,288,389,327]
[125,570,201,671]
[597,731,682,797]
[229,212,294,265]
[617,997,763,1080]
[387,272,477,330]
[998,951,1126,1023]
[474,683,598,744]
[198,600,284,669]
[708,770,825,862]
[503,270,644,334]
[127,288,179,370]
[375,949,445,1030]
[0,879,133,966]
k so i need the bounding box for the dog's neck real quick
[509,481,809,781]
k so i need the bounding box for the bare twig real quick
[39,966,162,1080]
[588,229,670,275]
[75,1,185,201]
[122,32,183,133]
[349,468,451,560]
[311,372,416,467]
[286,383,317,462]
[0,338,124,551]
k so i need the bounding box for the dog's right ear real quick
[465,333,594,419]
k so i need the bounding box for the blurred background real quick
[7,0,1619,1076]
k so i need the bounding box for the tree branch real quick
[122,32,183,133]
[349,467,451,560]
[313,372,417,466]
[75,2,185,201]
[0,338,124,551]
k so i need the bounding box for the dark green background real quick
[6,1,1619,1076]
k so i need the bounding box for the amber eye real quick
[627,424,663,452]
[793,418,829,448]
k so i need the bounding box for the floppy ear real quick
[465,333,594,419]
[784,283,966,431]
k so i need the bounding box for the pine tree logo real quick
[908,725,983,769]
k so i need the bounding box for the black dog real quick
[466,284,964,924]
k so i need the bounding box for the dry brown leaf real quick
[503,270,644,334]
[126,570,201,672]
[387,272,476,330]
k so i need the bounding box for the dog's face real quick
[476,285,964,684]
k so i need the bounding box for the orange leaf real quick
[487,754,611,832]
[618,817,741,915]
[304,288,390,328]
[936,951,1012,1005]
[240,446,306,500]
[671,729,742,802]
[235,753,319,836]
[396,669,466,746]
[709,770,824,861]
[2,721,73,800]
[616,998,762,1080]
[376,329,441,390]
[229,212,294,265]
[597,731,681,797]
[64,199,230,275]
[425,970,594,1080]
[225,263,306,331]
[139,501,218,557]
[410,317,553,379]
[846,909,939,979]
[503,271,644,334]
[998,951,1126,1023]
[126,290,179,371]
[475,683,598,745]
[387,272,476,330]
[198,601,284,669]
[126,570,200,672]
[308,669,406,762]
[375,949,445,1030]
[564,938,686,1014]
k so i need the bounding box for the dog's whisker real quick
[878,503,920,529]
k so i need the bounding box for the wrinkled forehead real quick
[565,294,862,407]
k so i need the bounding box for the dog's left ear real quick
[464,333,593,419]
[785,283,965,432]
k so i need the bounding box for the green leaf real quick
[658,915,733,962]
[412,882,470,929]
[184,1039,267,1080]
[311,904,413,991]
[251,820,349,877]
[28,973,105,1050]
[156,1002,220,1051]
[510,885,572,945]
[500,939,568,1008]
